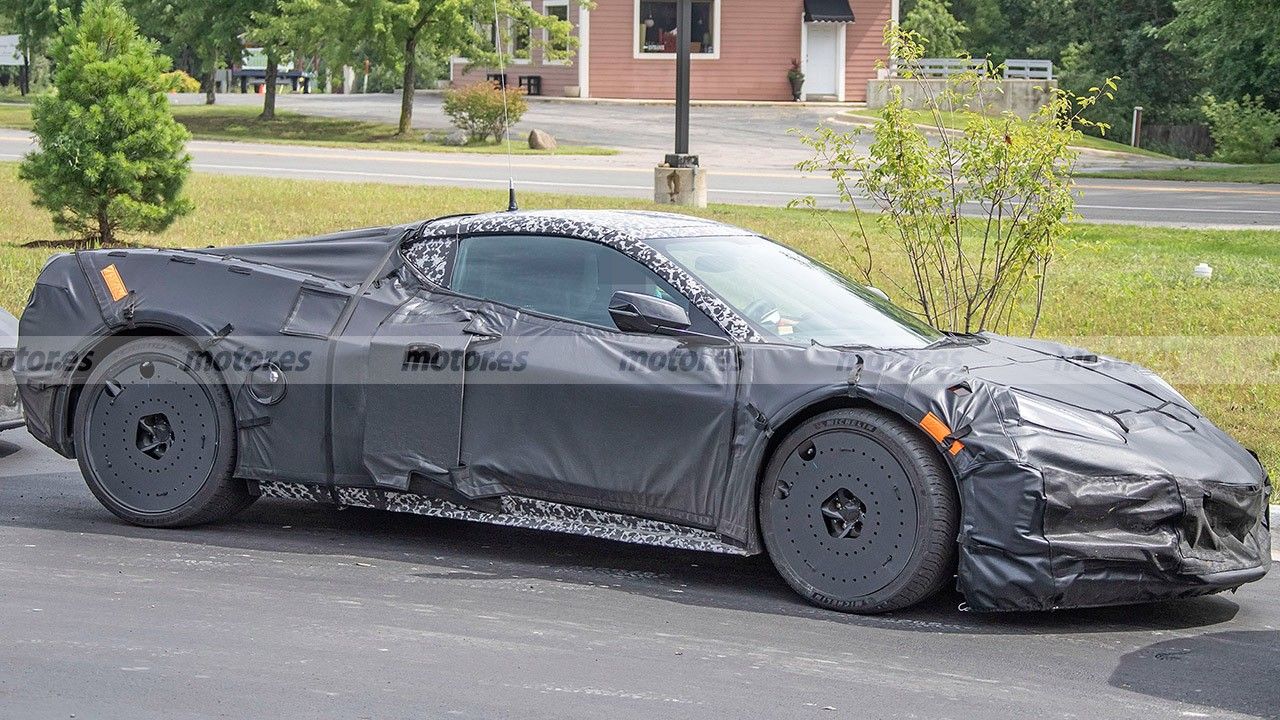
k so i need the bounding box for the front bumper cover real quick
[957,464,1271,611]
[1038,471,1270,609]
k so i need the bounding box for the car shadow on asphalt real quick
[1110,631,1279,719]
[0,438,23,460]
[0,470,1245,637]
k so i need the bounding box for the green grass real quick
[1,162,1277,486]
[0,103,616,156]
[1080,164,1280,184]
[842,108,1174,159]
[0,102,34,130]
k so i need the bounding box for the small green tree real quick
[902,0,967,57]
[795,25,1116,335]
[274,0,580,136]
[19,0,192,247]
[0,0,62,94]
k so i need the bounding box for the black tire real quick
[759,407,958,613]
[74,337,254,527]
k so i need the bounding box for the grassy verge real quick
[841,108,1174,159]
[0,102,616,156]
[0,102,33,130]
[1080,164,1280,185]
[1,162,1276,485]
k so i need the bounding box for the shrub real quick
[795,25,1115,335]
[19,0,192,247]
[161,69,201,93]
[442,81,527,143]
[1201,95,1280,164]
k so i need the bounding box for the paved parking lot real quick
[2,428,1278,720]
[182,92,837,171]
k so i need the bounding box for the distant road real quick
[2,129,1278,229]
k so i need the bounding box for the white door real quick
[804,23,840,97]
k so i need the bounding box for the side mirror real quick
[609,291,692,335]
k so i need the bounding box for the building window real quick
[543,0,570,60]
[511,15,532,61]
[469,5,533,63]
[636,0,718,57]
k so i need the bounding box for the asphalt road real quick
[3,96,1280,228]
[2,427,1279,720]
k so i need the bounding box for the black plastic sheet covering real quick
[13,213,1272,612]
[356,289,738,529]
[198,225,406,285]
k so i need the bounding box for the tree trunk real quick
[20,49,30,96]
[97,207,112,248]
[261,48,278,120]
[205,66,217,105]
[397,34,417,136]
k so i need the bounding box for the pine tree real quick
[19,0,192,247]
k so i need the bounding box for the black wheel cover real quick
[82,354,221,515]
[765,427,920,599]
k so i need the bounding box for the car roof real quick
[418,209,758,242]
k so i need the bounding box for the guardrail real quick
[889,58,987,78]
[1003,59,1054,81]
[889,58,1054,81]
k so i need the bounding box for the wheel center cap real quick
[136,412,174,460]
[821,488,867,539]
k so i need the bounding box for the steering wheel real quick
[743,299,781,323]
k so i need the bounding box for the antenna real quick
[493,0,518,212]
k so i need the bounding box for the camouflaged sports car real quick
[14,210,1271,613]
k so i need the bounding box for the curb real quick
[412,89,869,109]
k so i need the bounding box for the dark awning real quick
[804,0,855,22]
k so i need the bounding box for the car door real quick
[445,233,740,528]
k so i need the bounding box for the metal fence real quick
[1141,123,1214,158]
[889,58,1054,81]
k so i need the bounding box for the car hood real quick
[848,332,1266,485]
[737,331,1264,487]
[920,333,1188,415]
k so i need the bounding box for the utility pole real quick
[673,0,691,159]
[654,0,707,207]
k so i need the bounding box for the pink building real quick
[450,0,896,103]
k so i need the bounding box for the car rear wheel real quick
[74,337,254,527]
[759,407,958,613]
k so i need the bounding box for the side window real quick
[450,234,719,333]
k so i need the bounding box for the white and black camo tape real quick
[404,210,763,343]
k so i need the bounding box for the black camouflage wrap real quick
[14,210,1270,611]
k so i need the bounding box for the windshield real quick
[651,235,942,348]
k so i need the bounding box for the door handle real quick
[402,343,443,371]
[463,325,503,345]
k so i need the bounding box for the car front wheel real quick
[759,407,959,613]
